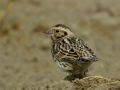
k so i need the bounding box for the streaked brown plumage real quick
[44,24,99,81]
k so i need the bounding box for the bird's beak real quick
[44,29,53,34]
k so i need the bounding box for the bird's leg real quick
[84,69,89,77]
[64,74,84,82]
[64,69,89,81]
[64,72,72,80]
[64,73,83,81]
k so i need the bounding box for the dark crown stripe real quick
[54,24,71,31]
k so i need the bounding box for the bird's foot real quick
[64,74,86,82]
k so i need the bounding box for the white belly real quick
[56,61,73,72]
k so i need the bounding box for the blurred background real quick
[0,0,120,89]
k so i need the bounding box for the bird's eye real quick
[56,30,59,33]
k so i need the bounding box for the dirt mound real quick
[42,76,120,90]
[8,76,120,90]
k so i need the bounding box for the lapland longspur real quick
[44,24,99,81]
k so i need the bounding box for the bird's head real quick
[44,24,75,41]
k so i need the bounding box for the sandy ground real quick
[0,0,120,89]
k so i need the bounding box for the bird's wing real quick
[55,37,99,63]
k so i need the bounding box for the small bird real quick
[44,24,99,81]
